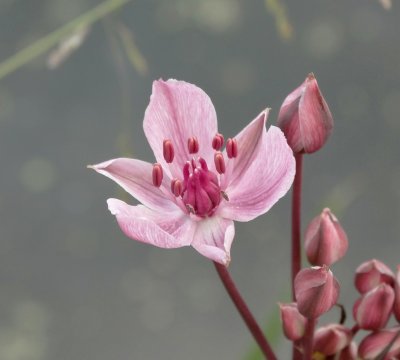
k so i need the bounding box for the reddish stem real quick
[292,153,303,360]
[213,262,277,360]
[292,153,303,298]
[302,318,316,360]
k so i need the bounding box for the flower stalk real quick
[302,318,316,360]
[213,262,277,360]
[292,153,303,299]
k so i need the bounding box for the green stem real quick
[0,0,132,80]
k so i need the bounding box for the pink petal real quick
[220,113,295,221]
[143,79,218,178]
[90,158,179,212]
[107,198,193,248]
[191,216,235,266]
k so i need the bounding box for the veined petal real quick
[90,158,177,212]
[143,79,218,178]
[191,216,235,266]
[107,198,193,248]
[220,123,295,222]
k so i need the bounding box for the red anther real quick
[214,152,226,174]
[226,138,238,158]
[171,179,183,197]
[152,163,163,187]
[163,139,174,163]
[188,136,199,154]
[212,133,224,150]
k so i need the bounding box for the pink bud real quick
[163,139,174,163]
[170,179,183,197]
[188,136,199,154]
[277,73,333,154]
[304,208,348,267]
[355,259,394,294]
[214,152,226,174]
[278,302,307,341]
[152,163,163,187]
[394,266,400,322]
[359,327,400,360]
[353,283,394,330]
[294,265,340,319]
[226,138,238,158]
[212,133,224,150]
[313,324,352,356]
[337,341,357,360]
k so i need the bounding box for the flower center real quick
[152,133,237,217]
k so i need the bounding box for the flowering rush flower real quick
[90,80,295,265]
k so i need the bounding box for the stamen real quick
[186,204,196,214]
[171,179,183,197]
[212,133,224,151]
[163,139,174,163]
[221,190,229,201]
[214,152,226,174]
[152,163,163,187]
[198,157,208,171]
[226,138,238,158]
[188,136,199,154]
[183,162,190,181]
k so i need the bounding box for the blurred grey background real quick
[0,0,399,359]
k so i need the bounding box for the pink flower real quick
[355,259,395,294]
[313,324,352,356]
[358,327,400,360]
[294,265,340,318]
[277,73,333,154]
[353,283,394,330]
[90,80,295,265]
[304,208,348,267]
[279,302,307,341]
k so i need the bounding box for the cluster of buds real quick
[355,260,400,359]
[280,259,400,359]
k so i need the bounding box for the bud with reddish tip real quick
[353,283,394,330]
[279,302,307,341]
[152,163,163,187]
[226,138,238,158]
[294,265,339,318]
[214,152,226,174]
[337,342,357,360]
[163,139,174,163]
[313,324,352,356]
[358,327,400,360]
[355,259,394,294]
[277,73,333,154]
[188,136,199,154]
[212,133,224,150]
[304,208,348,267]
[394,266,400,322]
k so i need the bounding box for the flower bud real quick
[353,283,394,330]
[394,266,400,322]
[277,73,333,154]
[313,324,352,356]
[355,259,394,294]
[358,327,400,360]
[304,208,348,267]
[279,302,307,341]
[294,265,339,318]
[337,341,357,360]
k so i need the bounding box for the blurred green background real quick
[0,0,399,359]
